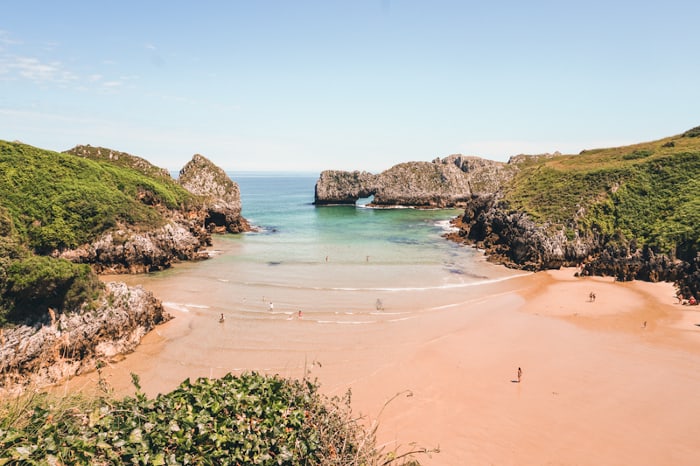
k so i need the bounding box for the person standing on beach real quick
[517,367,522,383]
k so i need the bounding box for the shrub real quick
[682,126,700,138]
[0,373,424,465]
[3,256,103,322]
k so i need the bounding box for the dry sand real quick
[65,268,700,465]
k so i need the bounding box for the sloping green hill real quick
[0,140,196,254]
[0,140,199,324]
[503,128,700,259]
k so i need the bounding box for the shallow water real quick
[89,173,526,395]
[126,173,523,324]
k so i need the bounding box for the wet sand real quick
[65,266,700,465]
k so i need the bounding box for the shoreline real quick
[62,262,700,465]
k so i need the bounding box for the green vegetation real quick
[0,372,424,465]
[0,140,203,324]
[0,140,196,253]
[503,130,700,259]
[682,126,700,138]
[3,256,103,323]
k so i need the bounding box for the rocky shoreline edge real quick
[0,147,249,395]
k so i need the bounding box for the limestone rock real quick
[314,154,516,208]
[178,154,250,233]
[59,219,210,273]
[0,282,170,394]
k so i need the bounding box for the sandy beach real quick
[65,265,700,465]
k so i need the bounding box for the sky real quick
[1,1,699,173]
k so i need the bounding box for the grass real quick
[503,129,700,258]
[0,140,197,253]
[0,139,203,324]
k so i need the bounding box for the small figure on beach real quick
[589,291,596,302]
[297,309,303,319]
[642,321,647,329]
[677,292,683,304]
[375,298,384,311]
[219,313,225,323]
[517,367,522,383]
[269,301,274,312]
[689,296,697,306]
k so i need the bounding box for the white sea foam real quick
[162,302,190,313]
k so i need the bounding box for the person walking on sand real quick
[219,313,225,323]
[269,301,274,312]
[517,367,522,383]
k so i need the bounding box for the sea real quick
[134,172,524,323]
[90,172,527,393]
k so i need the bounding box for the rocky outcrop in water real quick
[178,154,250,234]
[0,282,169,395]
[315,154,516,208]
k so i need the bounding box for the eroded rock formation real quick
[451,194,594,270]
[56,151,249,273]
[58,219,210,274]
[314,154,516,208]
[178,154,250,234]
[0,282,169,395]
[452,193,688,287]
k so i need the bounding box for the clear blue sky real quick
[1,1,698,173]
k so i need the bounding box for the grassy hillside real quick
[502,128,700,259]
[0,140,199,324]
[0,140,196,254]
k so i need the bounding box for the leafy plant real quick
[3,256,103,322]
[0,373,427,465]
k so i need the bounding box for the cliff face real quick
[453,193,688,285]
[314,154,516,208]
[453,194,597,270]
[1,142,252,392]
[178,154,250,234]
[58,219,210,274]
[0,282,170,395]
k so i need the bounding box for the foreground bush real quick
[0,372,424,465]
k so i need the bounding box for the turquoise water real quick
[120,173,523,323]
[232,172,468,268]
[97,172,527,392]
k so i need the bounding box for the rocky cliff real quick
[0,282,169,395]
[55,149,249,273]
[452,193,688,286]
[315,154,516,208]
[0,142,250,392]
[449,130,700,296]
[178,154,250,234]
[58,219,210,274]
[450,193,590,270]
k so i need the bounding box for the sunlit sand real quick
[66,252,700,465]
